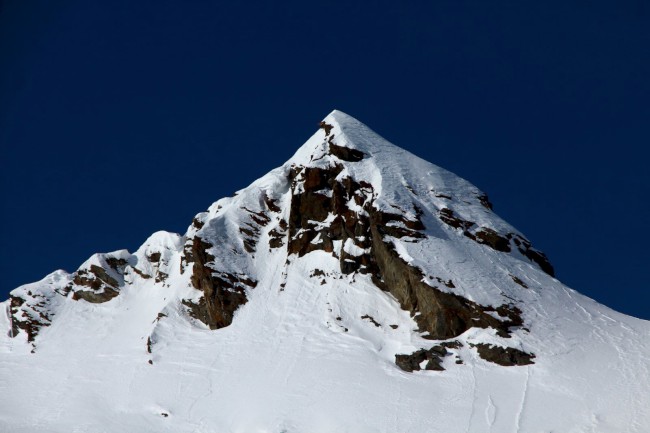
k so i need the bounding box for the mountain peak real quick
[2,112,649,432]
[287,109,398,167]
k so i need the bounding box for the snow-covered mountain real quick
[2,110,649,433]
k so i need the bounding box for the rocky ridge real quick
[7,111,551,369]
[3,111,650,433]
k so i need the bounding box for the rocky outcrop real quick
[70,264,121,303]
[183,237,255,329]
[181,192,283,329]
[286,161,527,343]
[7,256,131,344]
[5,113,542,371]
[371,231,526,340]
[438,207,554,276]
[283,128,538,367]
[472,343,535,366]
[8,295,51,343]
[395,341,461,372]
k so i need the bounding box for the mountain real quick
[1,110,648,433]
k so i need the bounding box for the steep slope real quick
[1,110,648,433]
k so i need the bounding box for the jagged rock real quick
[9,295,49,342]
[474,228,511,252]
[472,343,535,366]
[268,220,287,249]
[70,264,121,303]
[370,230,524,340]
[185,237,254,329]
[3,111,646,432]
[148,253,161,263]
[396,344,454,372]
[329,142,365,162]
[477,193,494,210]
[361,314,381,327]
[72,286,119,303]
[285,154,528,342]
[438,208,554,276]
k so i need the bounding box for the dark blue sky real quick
[1,1,649,319]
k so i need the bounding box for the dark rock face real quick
[268,220,287,249]
[70,261,125,303]
[281,128,539,368]
[8,295,51,343]
[71,272,119,303]
[286,161,526,343]
[184,237,255,329]
[8,257,129,344]
[472,343,535,366]
[477,193,493,210]
[320,120,365,162]
[396,342,460,372]
[239,207,272,253]
[182,191,284,329]
[329,142,365,162]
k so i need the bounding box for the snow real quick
[1,110,649,432]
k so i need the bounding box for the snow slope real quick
[1,110,649,433]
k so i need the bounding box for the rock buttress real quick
[286,159,533,365]
[183,237,254,329]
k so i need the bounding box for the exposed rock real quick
[371,232,524,340]
[441,340,463,350]
[148,252,161,263]
[9,295,49,343]
[477,193,494,210]
[472,343,535,366]
[395,349,428,372]
[264,194,282,213]
[361,314,381,327]
[395,344,454,372]
[180,241,195,274]
[329,142,365,162]
[439,208,474,230]
[132,267,152,279]
[70,265,121,303]
[474,228,511,252]
[310,269,325,277]
[319,120,333,136]
[185,237,255,329]
[438,208,554,276]
[7,279,73,344]
[522,247,554,277]
[268,222,286,249]
[72,286,119,303]
[285,160,529,343]
[155,271,169,284]
[73,265,119,290]
[192,218,205,230]
[510,274,528,288]
[434,192,452,200]
[238,207,272,254]
[105,257,128,270]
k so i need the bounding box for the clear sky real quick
[1,1,649,319]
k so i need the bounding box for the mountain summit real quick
[2,111,649,432]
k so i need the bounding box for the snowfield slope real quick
[2,111,649,433]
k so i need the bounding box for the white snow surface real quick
[1,110,649,432]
